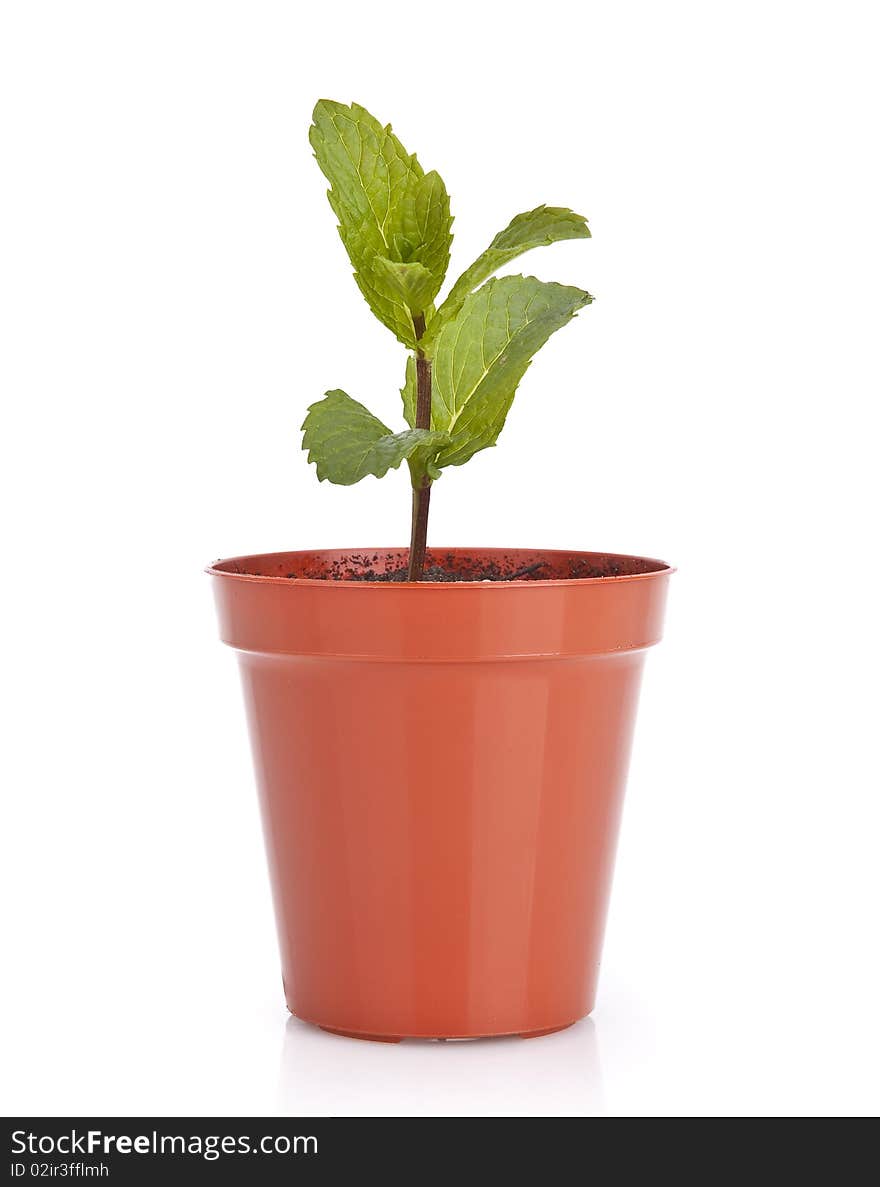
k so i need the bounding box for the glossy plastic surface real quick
[209,548,671,1040]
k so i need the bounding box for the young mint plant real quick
[302,100,593,580]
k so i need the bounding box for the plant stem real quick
[408,480,431,580]
[408,314,432,581]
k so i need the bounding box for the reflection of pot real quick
[279,1014,605,1115]
[209,547,672,1041]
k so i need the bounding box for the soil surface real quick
[315,561,553,583]
[281,551,652,583]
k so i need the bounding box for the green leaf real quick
[310,101,452,346]
[391,170,452,293]
[428,275,592,468]
[372,258,437,317]
[401,355,417,428]
[422,206,589,351]
[302,389,450,486]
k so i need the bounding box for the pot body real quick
[209,548,671,1040]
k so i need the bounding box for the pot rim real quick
[206,546,675,588]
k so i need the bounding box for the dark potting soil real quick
[283,551,644,583]
[332,561,551,583]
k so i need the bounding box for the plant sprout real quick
[302,100,592,580]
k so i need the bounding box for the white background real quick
[2,0,878,1117]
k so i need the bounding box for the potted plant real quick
[208,100,672,1041]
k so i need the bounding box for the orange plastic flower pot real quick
[208,547,672,1041]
